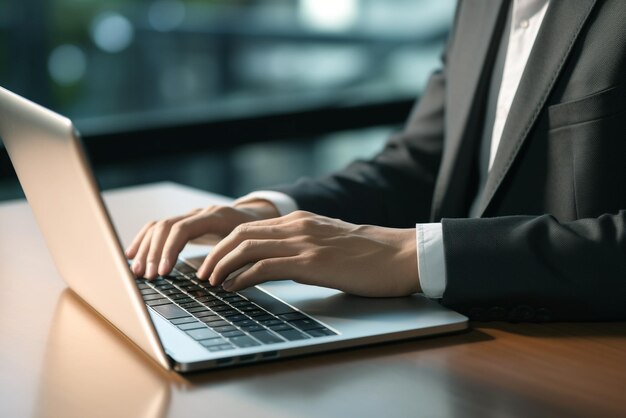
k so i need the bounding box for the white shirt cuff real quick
[416,223,447,298]
[232,191,299,216]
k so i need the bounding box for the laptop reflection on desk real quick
[35,289,176,418]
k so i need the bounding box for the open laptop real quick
[0,85,467,372]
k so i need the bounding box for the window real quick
[0,0,456,200]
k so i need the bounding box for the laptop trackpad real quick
[257,281,465,336]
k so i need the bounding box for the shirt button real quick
[520,19,529,29]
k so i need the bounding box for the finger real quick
[132,227,154,278]
[145,216,188,279]
[125,221,156,259]
[158,210,238,275]
[221,256,307,292]
[197,223,297,278]
[208,239,301,286]
[221,263,254,287]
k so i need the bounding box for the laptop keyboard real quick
[136,262,336,353]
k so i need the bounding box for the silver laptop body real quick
[0,85,467,372]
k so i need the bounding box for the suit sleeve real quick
[269,69,447,228]
[441,212,626,321]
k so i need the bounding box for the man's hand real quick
[126,200,280,279]
[197,211,420,297]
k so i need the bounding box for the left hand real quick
[196,211,420,297]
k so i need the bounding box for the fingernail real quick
[146,262,156,278]
[158,258,170,275]
[208,274,217,286]
[132,260,142,275]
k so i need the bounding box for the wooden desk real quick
[1,182,625,418]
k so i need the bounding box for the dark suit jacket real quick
[272,0,626,321]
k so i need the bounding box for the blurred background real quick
[0,0,456,201]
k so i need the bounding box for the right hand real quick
[125,200,280,279]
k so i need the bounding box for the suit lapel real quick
[431,0,506,220]
[475,0,597,216]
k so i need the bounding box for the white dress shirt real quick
[235,0,551,298]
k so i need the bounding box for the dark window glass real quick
[1,0,455,121]
[0,0,456,201]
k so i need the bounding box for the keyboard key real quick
[187,290,208,298]
[179,302,203,309]
[222,295,245,303]
[136,283,150,290]
[178,283,196,290]
[250,330,285,344]
[230,301,252,308]
[238,287,297,315]
[207,344,235,352]
[279,312,308,321]
[171,317,198,325]
[160,289,183,296]
[289,318,325,331]
[229,335,261,348]
[199,338,226,347]
[198,283,220,291]
[187,328,220,340]
[140,288,157,295]
[193,311,217,318]
[214,325,237,333]
[306,329,337,337]
[241,324,264,332]
[142,293,166,301]
[211,305,233,312]
[152,304,190,319]
[155,284,174,291]
[247,309,268,317]
[146,298,172,306]
[177,322,206,331]
[205,320,229,328]
[174,297,193,305]
[221,330,245,338]
[198,314,222,322]
[223,313,247,322]
[259,319,284,327]
[187,306,209,313]
[218,309,239,317]
[268,323,293,331]
[275,329,309,341]
[231,319,256,327]
[254,314,275,321]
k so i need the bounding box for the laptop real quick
[0,85,467,372]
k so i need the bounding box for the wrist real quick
[233,199,280,220]
[369,226,421,295]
